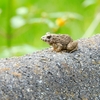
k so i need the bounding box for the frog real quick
[41,32,78,52]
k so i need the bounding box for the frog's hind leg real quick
[69,45,78,53]
[67,41,78,53]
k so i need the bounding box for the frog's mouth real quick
[41,36,45,41]
[41,36,49,42]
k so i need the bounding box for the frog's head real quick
[41,32,53,44]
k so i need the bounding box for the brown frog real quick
[41,32,78,52]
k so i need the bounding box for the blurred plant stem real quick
[82,12,100,38]
[6,0,12,48]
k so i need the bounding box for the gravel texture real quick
[0,34,100,100]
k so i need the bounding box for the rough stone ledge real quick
[0,34,100,100]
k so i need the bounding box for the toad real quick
[41,32,78,52]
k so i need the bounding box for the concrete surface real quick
[0,34,100,100]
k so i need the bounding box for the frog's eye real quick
[47,35,51,39]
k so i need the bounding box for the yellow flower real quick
[56,18,66,26]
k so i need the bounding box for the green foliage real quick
[0,0,100,58]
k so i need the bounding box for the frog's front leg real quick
[67,41,78,52]
[52,43,63,52]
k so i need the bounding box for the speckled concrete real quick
[0,34,100,100]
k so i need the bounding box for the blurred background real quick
[0,0,100,58]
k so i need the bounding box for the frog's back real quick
[57,34,73,44]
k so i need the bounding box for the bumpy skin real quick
[41,32,78,52]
